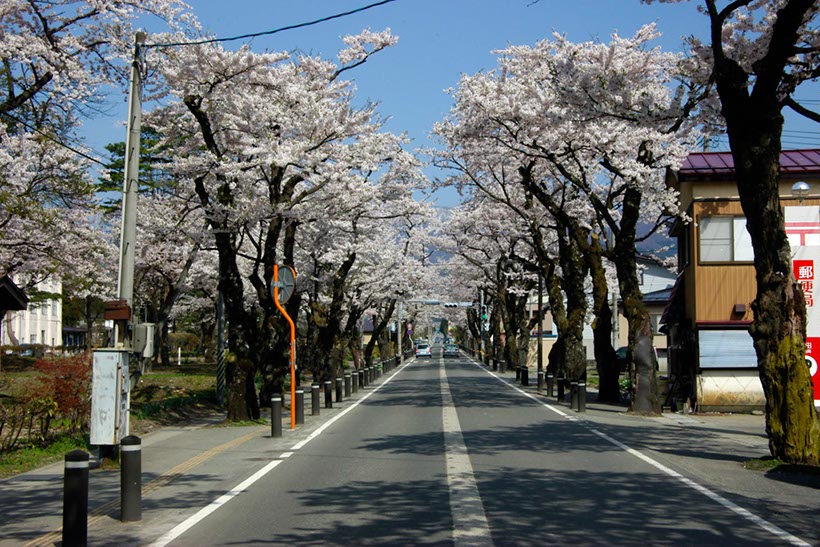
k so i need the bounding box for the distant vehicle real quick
[614,346,658,372]
[443,344,459,358]
[415,343,432,358]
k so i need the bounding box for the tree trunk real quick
[728,118,820,465]
[614,186,660,415]
[365,300,396,366]
[557,226,588,382]
[707,4,820,462]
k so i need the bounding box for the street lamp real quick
[792,181,810,204]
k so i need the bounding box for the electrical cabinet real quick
[90,349,130,445]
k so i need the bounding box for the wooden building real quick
[664,149,820,412]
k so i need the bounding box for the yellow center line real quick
[24,426,267,547]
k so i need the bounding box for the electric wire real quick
[0,111,113,169]
[145,0,399,49]
[1,1,402,171]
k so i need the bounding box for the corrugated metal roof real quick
[679,149,820,176]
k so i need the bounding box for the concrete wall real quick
[696,369,766,412]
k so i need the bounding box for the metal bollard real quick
[295,389,305,425]
[335,377,343,402]
[359,369,365,388]
[492,358,498,371]
[120,435,142,522]
[570,382,579,410]
[311,384,320,416]
[271,396,282,437]
[352,370,358,393]
[324,381,333,408]
[578,382,586,412]
[344,374,351,397]
[547,373,554,397]
[62,449,89,547]
[537,371,545,393]
[557,376,565,402]
[500,360,507,373]
[521,366,529,386]
[515,365,521,381]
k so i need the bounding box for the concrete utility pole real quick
[537,273,543,390]
[115,31,146,348]
[479,289,485,360]
[397,301,403,363]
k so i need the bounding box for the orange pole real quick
[273,265,297,429]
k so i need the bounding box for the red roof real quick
[679,149,820,176]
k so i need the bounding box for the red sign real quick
[793,255,820,405]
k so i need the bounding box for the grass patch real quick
[744,456,783,471]
[206,418,268,428]
[0,434,91,479]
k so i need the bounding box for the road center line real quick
[441,358,493,546]
[468,358,810,547]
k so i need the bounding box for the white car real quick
[415,343,432,358]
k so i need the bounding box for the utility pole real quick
[479,289,485,361]
[114,30,146,348]
[90,31,147,458]
[537,273,544,391]
[397,301,403,363]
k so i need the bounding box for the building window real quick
[650,314,661,334]
[699,216,754,263]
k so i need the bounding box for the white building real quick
[1,277,62,347]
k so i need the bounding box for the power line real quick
[0,111,113,169]
[146,0,399,49]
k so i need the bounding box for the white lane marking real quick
[441,359,493,545]
[289,362,411,451]
[151,361,413,546]
[149,459,284,547]
[468,359,811,547]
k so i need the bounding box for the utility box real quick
[90,349,130,445]
[133,323,155,358]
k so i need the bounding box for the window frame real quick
[697,215,755,265]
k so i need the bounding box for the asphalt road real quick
[143,349,818,547]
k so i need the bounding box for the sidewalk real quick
[490,365,772,454]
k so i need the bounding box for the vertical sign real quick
[786,206,820,406]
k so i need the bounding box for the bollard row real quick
[62,359,397,547]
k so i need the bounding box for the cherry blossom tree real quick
[643,0,820,464]
[148,29,428,420]
[436,24,703,413]
[436,197,549,373]
[0,0,194,283]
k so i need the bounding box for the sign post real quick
[272,265,298,429]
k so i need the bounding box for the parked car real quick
[614,346,659,372]
[443,344,460,358]
[415,343,432,358]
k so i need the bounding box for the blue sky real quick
[83,0,818,207]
